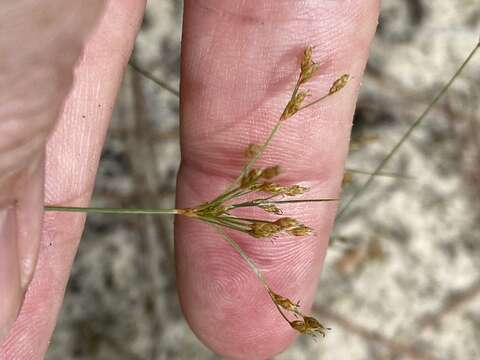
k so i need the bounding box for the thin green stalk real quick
[220,216,270,224]
[127,55,404,197]
[298,93,330,112]
[273,302,292,324]
[205,120,285,208]
[197,216,250,233]
[216,216,255,227]
[266,198,338,204]
[227,78,304,194]
[236,121,283,187]
[128,59,180,97]
[229,197,338,209]
[44,205,180,215]
[226,194,282,209]
[202,186,252,210]
[336,40,480,221]
[345,168,414,180]
[212,225,270,289]
[199,190,238,210]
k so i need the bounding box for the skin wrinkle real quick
[195,233,312,281]
[0,67,66,113]
[0,116,53,152]
[1,2,99,71]
[0,125,46,159]
[181,120,344,181]
[192,0,346,25]
[0,128,49,169]
[0,74,71,164]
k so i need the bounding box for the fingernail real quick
[17,156,45,291]
[0,208,23,344]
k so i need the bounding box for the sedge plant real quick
[45,40,480,338]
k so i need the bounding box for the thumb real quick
[0,0,105,343]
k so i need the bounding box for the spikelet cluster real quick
[183,46,350,337]
[269,290,330,338]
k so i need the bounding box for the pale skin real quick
[0,1,380,359]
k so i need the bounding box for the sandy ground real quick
[47,1,480,359]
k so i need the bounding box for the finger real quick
[0,1,145,357]
[0,0,105,343]
[176,1,379,358]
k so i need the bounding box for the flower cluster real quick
[269,290,330,337]
[45,39,480,343]
[178,46,350,338]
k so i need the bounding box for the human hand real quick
[0,1,379,359]
[0,0,144,354]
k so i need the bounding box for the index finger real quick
[176,0,380,358]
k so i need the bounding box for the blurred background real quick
[47,1,480,359]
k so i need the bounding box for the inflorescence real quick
[176,46,349,337]
[46,45,351,338]
[45,38,480,340]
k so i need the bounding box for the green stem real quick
[345,168,414,180]
[230,197,338,209]
[227,194,282,209]
[202,186,251,210]
[227,79,304,192]
[266,198,338,204]
[298,93,330,112]
[44,205,180,215]
[216,216,254,226]
[235,120,283,186]
[336,40,480,221]
[128,60,179,97]
[212,225,270,289]
[197,216,250,232]
[220,216,270,224]
[274,302,293,324]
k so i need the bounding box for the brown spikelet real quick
[329,74,350,95]
[270,291,300,313]
[240,169,262,188]
[287,225,314,237]
[299,45,319,85]
[181,46,358,340]
[245,143,260,159]
[274,217,299,230]
[258,204,283,215]
[260,182,286,194]
[261,165,281,179]
[290,316,329,337]
[342,171,353,186]
[285,184,310,196]
[248,222,281,238]
[281,90,309,120]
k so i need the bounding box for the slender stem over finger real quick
[44,205,181,215]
